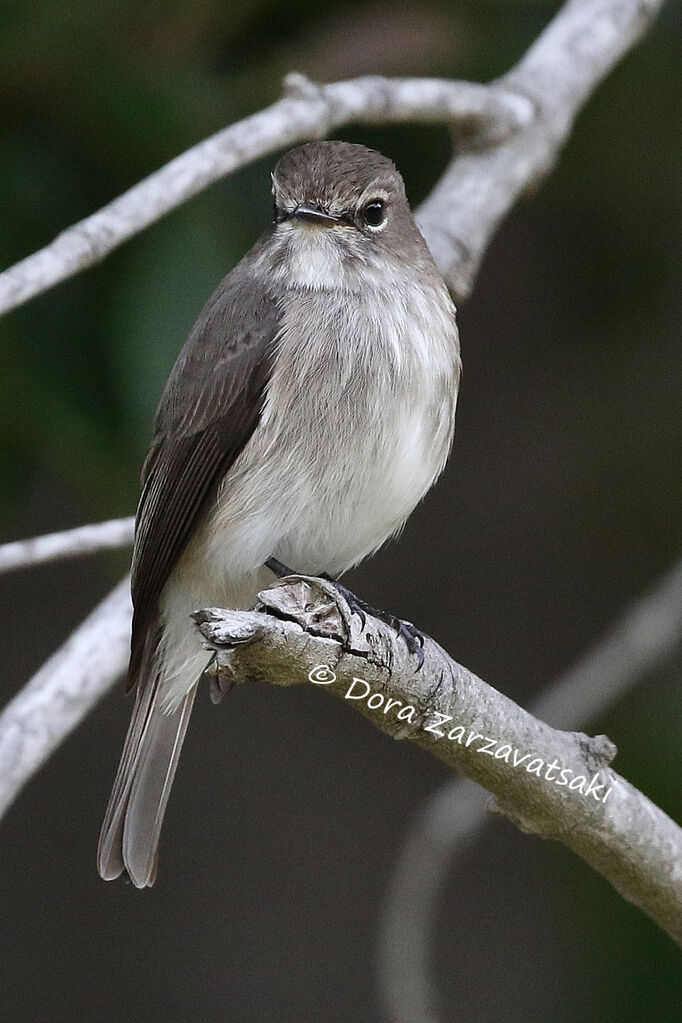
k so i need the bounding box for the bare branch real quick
[193,576,682,946]
[0,0,663,314]
[0,578,131,819]
[0,78,527,316]
[418,0,666,298]
[378,554,682,1023]
[0,518,134,574]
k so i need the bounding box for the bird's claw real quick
[396,619,425,668]
[384,615,425,670]
[324,577,425,670]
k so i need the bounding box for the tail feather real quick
[98,660,198,888]
[122,685,196,886]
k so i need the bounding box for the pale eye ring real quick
[360,199,386,228]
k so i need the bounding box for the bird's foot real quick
[266,560,425,669]
[320,574,425,670]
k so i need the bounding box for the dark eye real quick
[361,199,385,228]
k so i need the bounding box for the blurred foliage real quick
[0,1,680,1020]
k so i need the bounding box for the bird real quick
[98,140,461,888]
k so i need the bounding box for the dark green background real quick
[1,1,680,1020]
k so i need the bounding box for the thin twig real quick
[0,518,134,574]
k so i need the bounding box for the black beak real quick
[291,203,342,226]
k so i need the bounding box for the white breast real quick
[203,273,460,580]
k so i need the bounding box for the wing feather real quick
[128,272,281,685]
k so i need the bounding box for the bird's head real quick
[266,141,426,289]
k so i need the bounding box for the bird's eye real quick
[273,202,286,224]
[361,199,386,228]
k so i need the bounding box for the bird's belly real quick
[274,393,455,576]
[184,387,453,603]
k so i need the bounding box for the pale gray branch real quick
[0,77,527,316]
[194,576,682,947]
[0,0,663,314]
[417,0,666,297]
[378,554,682,1023]
[0,517,134,574]
[0,578,131,819]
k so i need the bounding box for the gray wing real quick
[128,268,281,685]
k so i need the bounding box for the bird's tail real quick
[97,643,198,888]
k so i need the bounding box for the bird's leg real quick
[320,572,425,671]
[265,556,297,578]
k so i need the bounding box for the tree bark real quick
[194,575,682,947]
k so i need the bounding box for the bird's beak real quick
[291,203,342,226]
